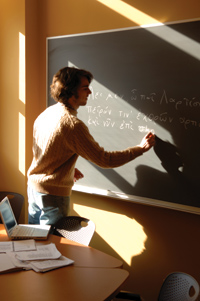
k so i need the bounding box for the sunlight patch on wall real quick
[18,32,25,175]
[19,112,25,175]
[97,0,200,60]
[74,204,147,265]
[97,0,161,26]
[19,32,25,104]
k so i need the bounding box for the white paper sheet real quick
[0,240,36,253]
[15,243,61,261]
[13,240,36,252]
[0,254,22,273]
[1,242,74,273]
[0,242,13,253]
[30,256,74,272]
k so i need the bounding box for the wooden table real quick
[0,225,129,301]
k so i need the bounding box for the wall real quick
[1,0,200,300]
[0,0,26,221]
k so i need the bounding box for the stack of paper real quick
[0,240,74,273]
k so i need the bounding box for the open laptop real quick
[0,197,51,240]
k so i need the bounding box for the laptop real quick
[0,197,51,240]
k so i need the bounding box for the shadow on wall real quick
[71,192,200,300]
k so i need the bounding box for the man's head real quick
[50,67,93,105]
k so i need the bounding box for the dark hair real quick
[50,67,93,105]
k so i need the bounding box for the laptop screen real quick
[0,197,17,231]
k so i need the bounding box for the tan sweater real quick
[28,103,143,196]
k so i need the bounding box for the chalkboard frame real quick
[47,19,200,215]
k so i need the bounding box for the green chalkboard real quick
[47,20,200,214]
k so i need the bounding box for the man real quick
[27,67,155,225]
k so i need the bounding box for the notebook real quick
[0,197,51,240]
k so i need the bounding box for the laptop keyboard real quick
[12,226,35,237]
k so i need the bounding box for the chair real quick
[158,272,200,301]
[53,216,95,246]
[0,191,24,222]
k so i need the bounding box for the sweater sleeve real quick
[66,119,143,169]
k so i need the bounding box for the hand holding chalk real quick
[138,132,155,153]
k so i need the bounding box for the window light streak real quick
[97,0,162,26]
[0,229,7,236]
[19,32,25,104]
[80,77,172,178]
[18,112,25,175]
[155,26,200,61]
[74,204,147,265]
[70,58,171,193]
[18,32,26,175]
[97,0,200,60]
[73,184,108,195]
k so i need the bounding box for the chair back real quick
[0,192,24,222]
[53,216,95,246]
[158,272,200,301]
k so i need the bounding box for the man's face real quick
[73,77,92,107]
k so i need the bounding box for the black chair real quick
[0,191,24,222]
[53,216,95,246]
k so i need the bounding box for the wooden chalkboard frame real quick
[47,19,200,214]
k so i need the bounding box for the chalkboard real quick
[47,19,200,214]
